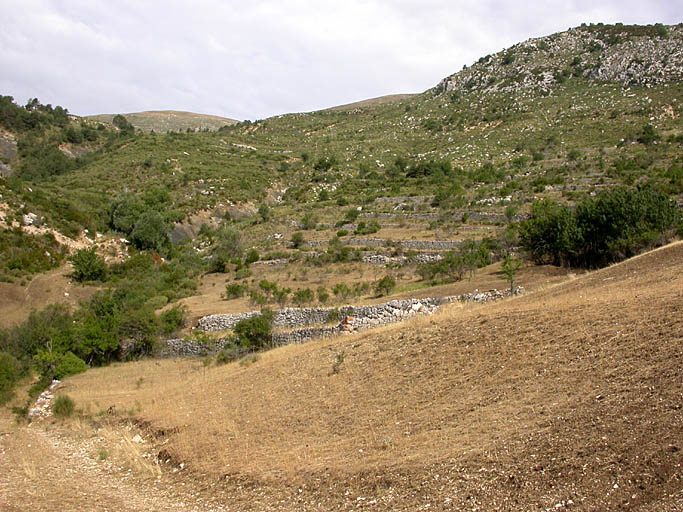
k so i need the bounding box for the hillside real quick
[86,110,238,133]
[0,21,682,511]
[2,242,678,511]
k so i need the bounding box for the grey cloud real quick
[0,0,679,120]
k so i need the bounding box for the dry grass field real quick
[1,242,681,510]
[0,264,99,327]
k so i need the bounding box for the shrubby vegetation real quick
[520,186,679,268]
[417,239,497,284]
[0,228,68,282]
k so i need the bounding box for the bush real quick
[374,275,396,296]
[159,305,186,334]
[233,310,273,349]
[290,232,305,249]
[54,351,87,379]
[301,212,317,230]
[244,248,260,265]
[69,248,107,282]
[317,286,329,304]
[130,211,169,252]
[520,187,678,268]
[0,352,22,405]
[225,283,247,299]
[53,394,75,418]
[354,220,381,235]
[293,288,314,306]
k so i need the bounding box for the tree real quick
[210,226,243,272]
[374,275,396,297]
[112,114,135,137]
[301,212,317,230]
[501,253,522,294]
[637,124,660,145]
[130,211,169,252]
[69,248,107,282]
[292,288,314,307]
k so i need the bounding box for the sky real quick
[0,1,680,121]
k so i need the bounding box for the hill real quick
[85,110,238,133]
[3,241,678,510]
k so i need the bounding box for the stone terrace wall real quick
[160,288,523,357]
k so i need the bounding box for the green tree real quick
[374,275,396,297]
[501,253,522,293]
[130,211,169,252]
[112,114,135,137]
[292,288,314,306]
[69,248,107,282]
[258,203,271,222]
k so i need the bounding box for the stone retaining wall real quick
[306,238,465,250]
[160,287,523,357]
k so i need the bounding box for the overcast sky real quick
[0,1,679,121]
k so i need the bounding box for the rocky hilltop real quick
[438,23,683,96]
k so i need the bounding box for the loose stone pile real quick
[28,379,61,419]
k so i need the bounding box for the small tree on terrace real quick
[374,275,396,297]
[501,253,522,294]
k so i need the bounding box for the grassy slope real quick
[57,242,683,511]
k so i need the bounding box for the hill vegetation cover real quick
[0,23,682,509]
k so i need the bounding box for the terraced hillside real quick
[3,242,680,511]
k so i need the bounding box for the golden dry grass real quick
[54,242,683,510]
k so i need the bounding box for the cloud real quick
[0,0,679,120]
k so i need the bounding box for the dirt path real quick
[0,412,227,511]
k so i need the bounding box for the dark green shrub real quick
[233,310,273,349]
[69,248,107,282]
[53,394,75,418]
[130,211,169,252]
[257,204,271,222]
[290,232,305,249]
[0,352,22,405]
[301,212,317,230]
[520,187,678,268]
[159,305,186,334]
[637,124,660,145]
[244,248,260,265]
[54,351,87,379]
[317,286,329,304]
[354,220,381,235]
[293,288,314,306]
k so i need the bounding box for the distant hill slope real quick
[325,93,417,112]
[85,110,238,133]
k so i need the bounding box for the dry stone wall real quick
[160,287,523,357]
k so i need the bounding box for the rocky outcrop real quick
[437,24,683,96]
